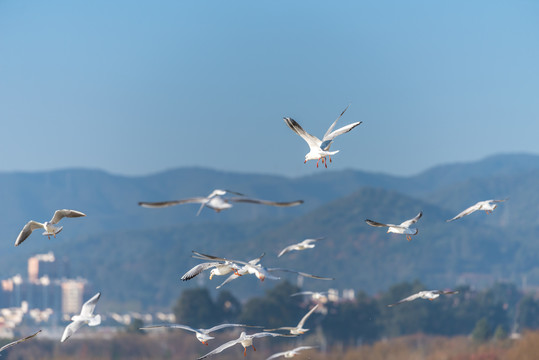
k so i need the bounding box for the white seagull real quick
[365,211,423,241]
[266,346,318,360]
[139,190,303,215]
[181,252,244,281]
[283,105,362,168]
[61,292,101,342]
[197,331,294,359]
[291,291,328,302]
[387,290,459,307]
[278,238,324,257]
[0,330,42,353]
[265,304,319,335]
[140,323,261,345]
[447,199,508,222]
[199,254,334,289]
[15,209,86,246]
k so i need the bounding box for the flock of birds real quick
[4,106,508,359]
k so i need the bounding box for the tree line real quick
[172,280,539,346]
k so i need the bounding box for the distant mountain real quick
[1,153,538,310]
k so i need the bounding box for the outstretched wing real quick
[365,219,391,228]
[446,203,482,222]
[206,323,261,333]
[228,198,304,207]
[283,117,322,149]
[297,304,319,328]
[138,197,208,208]
[197,337,241,359]
[50,209,86,224]
[323,104,350,140]
[277,244,296,258]
[181,262,223,281]
[267,268,334,280]
[400,212,422,227]
[61,321,84,342]
[140,324,198,333]
[0,330,42,352]
[15,220,44,246]
[216,273,242,289]
[387,293,422,307]
[266,351,288,360]
[81,292,101,317]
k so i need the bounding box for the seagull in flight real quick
[138,189,303,215]
[61,292,101,342]
[15,209,86,246]
[0,330,42,353]
[278,238,324,257]
[290,291,328,302]
[365,211,422,241]
[191,252,333,289]
[140,323,261,345]
[265,304,319,335]
[197,331,295,359]
[283,105,362,168]
[266,346,318,360]
[387,290,459,307]
[181,251,244,281]
[447,199,508,222]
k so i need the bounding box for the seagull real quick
[140,323,261,345]
[0,330,41,353]
[365,211,422,241]
[191,252,333,289]
[15,209,86,246]
[61,292,101,342]
[197,331,295,359]
[446,199,508,222]
[188,252,335,289]
[387,290,459,307]
[138,190,303,215]
[283,105,362,168]
[290,291,328,302]
[181,252,243,281]
[265,304,319,335]
[266,346,318,360]
[278,238,324,257]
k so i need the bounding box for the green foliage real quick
[494,324,507,340]
[517,295,539,330]
[173,288,220,328]
[125,318,145,334]
[472,318,492,343]
[238,281,302,328]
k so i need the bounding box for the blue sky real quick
[1,0,538,177]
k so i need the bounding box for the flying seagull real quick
[447,199,508,222]
[365,211,422,241]
[290,291,328,301]
[197,331,295,359]
[185,252,334,289]
[181,258,242,281]
[266,346,318,360]
[15,209,86,246]
[387,290,459,307]
[140,323,261,345]
[0,330,42,353]
[139,189,303,215]
[265,304,319,335]
[61,292,101,342]
[283,105,362,168]
[278,238,324,257]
